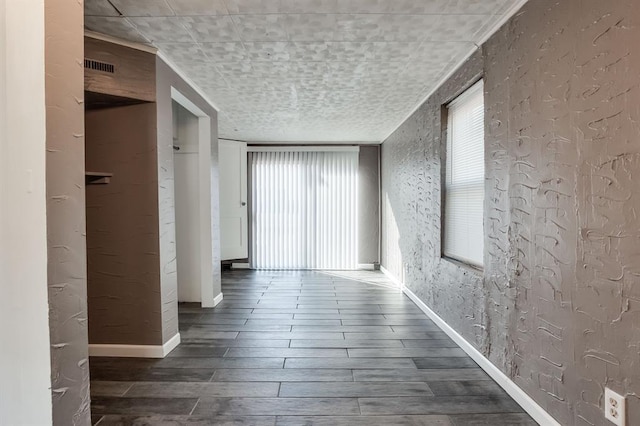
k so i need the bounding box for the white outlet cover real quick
[605,387,626,426]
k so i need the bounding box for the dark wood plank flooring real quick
[91,270,537,425]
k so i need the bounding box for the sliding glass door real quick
[251,149,358,270]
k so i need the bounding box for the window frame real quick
[442,79,485,270]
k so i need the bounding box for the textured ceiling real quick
[85,0,522,143]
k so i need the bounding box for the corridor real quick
[90,270,535,425]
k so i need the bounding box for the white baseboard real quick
[213,292,224,307]
[88,333,181,358]
[357,263,377,270]
[401,284,559,426]
[231,262,251,269]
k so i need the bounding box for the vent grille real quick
[84,58,115,74]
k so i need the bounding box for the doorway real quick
[171,88,218,307]
[173,101,200,303]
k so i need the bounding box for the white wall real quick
[0,0,53,424]
[174,104,202,302]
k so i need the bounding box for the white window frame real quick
[443,80,485,268]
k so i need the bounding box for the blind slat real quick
[445,80,485,267]
[251,151,358,270]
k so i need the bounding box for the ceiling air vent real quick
[84,58,115,74]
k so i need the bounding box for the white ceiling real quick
[85,0,522,143]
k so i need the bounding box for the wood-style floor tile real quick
[90,381,133,397]
[352,369,492,382]
[289,339,404,348]
[279,381,433,397]
[348,348,467,358]
[284,357,417,369]
[154,357,285,369]
[359,396,523,415]
[275,415,453,426]
[449,413,538,425]
[96,415,277,425]
[192,397,360,416]
[427,380,508,397]
[413,357,479,369]
[91,397,198,415]
[212,368,354,382]
[124,382,280,398]
[90,367,216,382]
[225,348,348,358]
[89,270,533,425]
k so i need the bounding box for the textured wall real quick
[174,103,203,302]
[358,146,380,264]
[156,57,221,342]
[381,1,640,425]
[0,1,53,423]
[45,0,91,424]
[85,104,163,345]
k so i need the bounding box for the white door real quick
[219,140,248,260]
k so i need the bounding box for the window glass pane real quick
[251,150,359,270]
[444,80,484,267]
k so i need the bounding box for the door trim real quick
[171,87,217,307]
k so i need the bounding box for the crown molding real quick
[84,30,156,54]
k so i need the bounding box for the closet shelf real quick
[85,172,113,185]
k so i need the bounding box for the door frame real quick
[171,87,216,307]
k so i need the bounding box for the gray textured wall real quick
[45,0,91,424]
[380,1,640,425]
[358,146,380,265]
[86,103,163,345]
[156,57,221,343]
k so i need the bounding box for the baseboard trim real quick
[231,262,251,269]
[357,263,376,270]
[401,284,559,426]
[88,333,181,358]
[213,292,224,307]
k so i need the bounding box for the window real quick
[444,80,485,267]
[250,148,359,270]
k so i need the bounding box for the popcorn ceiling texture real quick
[83,0,522,142]
[381,1,640,425]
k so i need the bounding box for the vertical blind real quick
[251,150,358,270]
[444,80,485,267]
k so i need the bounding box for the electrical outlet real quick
[605,388,626,426]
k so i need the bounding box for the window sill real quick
[442,256,484,275]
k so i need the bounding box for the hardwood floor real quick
[90,270,537,425]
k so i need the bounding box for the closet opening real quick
[171,88,217,307]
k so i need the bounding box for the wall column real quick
[45,0,91,424]
[0,1,52,424]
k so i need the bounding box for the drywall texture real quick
[156,57,221,342]
[85,104,163,345]
[381,1,640,425]
[173,103,202,303]
[45,0,91,424]
[358,146,380,264]
[0,1,53,424]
